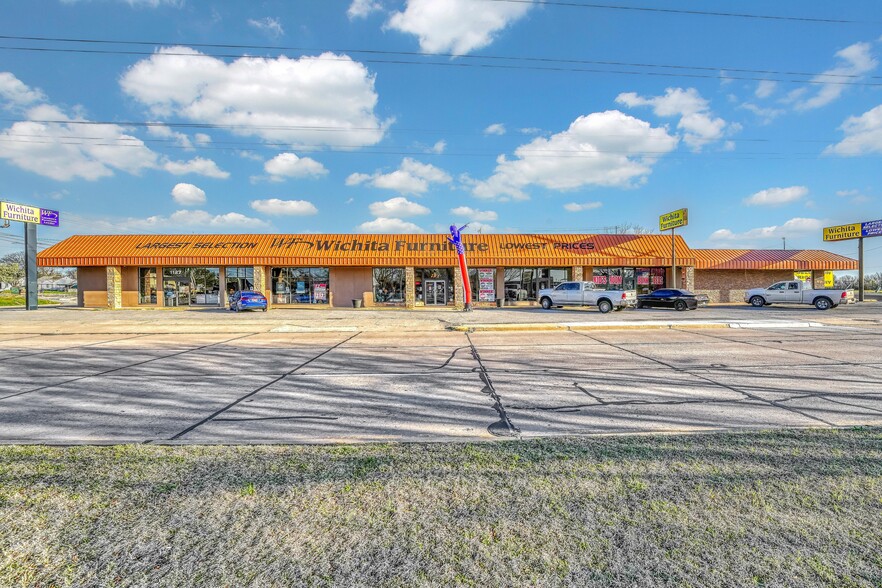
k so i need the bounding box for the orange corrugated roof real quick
[692,249,857,270]
[38,233,695,267]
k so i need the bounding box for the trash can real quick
[496,298,503,308]
[352,299,363,308]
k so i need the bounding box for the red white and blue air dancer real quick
[449,224,472,311]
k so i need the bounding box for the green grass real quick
[0,292,58,306]
[1,429,881,587]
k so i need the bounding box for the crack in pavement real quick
[0,333,258,402]
[466,332,520,438]
[571,331,837,428]
[167,331,362,441]
[0,333,150,362]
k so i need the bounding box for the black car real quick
[636,289,708,311]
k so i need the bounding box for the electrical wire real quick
[1,34,880,84]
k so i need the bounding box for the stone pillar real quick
[683,266,695,292]
[106,266,122,309]
[254,265,270,309]
[453,266,465,310]
[218,267,227,308]
[572,266,583,281]
[813,271,826,289]
[405,266,416,308]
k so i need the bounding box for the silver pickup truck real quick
[744,280,855,310]
[538,281,637,313]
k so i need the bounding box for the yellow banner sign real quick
[659,208,688,231]
[823,223,861,241]
[1,201,40,224]
[824,271,834,288]
[794,271,812,282]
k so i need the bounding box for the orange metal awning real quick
[38,233,696,268]
[692,249,858,270]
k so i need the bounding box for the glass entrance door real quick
[424,280,447,305]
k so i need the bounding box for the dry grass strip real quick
[1,428,881,587]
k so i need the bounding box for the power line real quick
[1,37,880,85]
[484,0,875,24]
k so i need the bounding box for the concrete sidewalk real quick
[0,302,879,335]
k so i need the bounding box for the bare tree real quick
[603,223,654,235]
[836,274,858,289]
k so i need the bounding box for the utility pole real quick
[782,237,786,250]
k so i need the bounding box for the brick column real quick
[106,266,122,309]
[405,266,416,308]
[453,266,465,310]
[572,266,583,281]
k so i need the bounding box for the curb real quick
[450,320,827,332]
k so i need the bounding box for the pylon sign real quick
[1,201,60,227]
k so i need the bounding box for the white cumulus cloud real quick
[743,186,808,206]
[616,87,730,151]
[824,104,882,156]
[709,217,824,242]
[387,0,535,55]
[450,206,497,221]
[248,17,284,38]
[786,42,877,112]
[120,48,390,148]
[123,209,269,232]
[468,110,678,201]
[564,201,603,212]
[755,80,777,99]
[163,156,229,179]
[346,158,451,195]
[263,152,328,181]
[250,199,318,216]
[484,123,506,135]
[356,217,426,233]
[171,183,206,206]
[0,103,158,181]
[348,0,383,19]
[0,72,46,106]
[369,197,431,217]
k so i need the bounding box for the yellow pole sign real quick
[822,223,861,241]
[659,208,688,231]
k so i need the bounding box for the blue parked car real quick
[229,290,268,312]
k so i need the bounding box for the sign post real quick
[660,208,688,289]
[1,201,61,310]
[823,219,882,302]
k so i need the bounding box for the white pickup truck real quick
[744,280,855,310]
[538,281,637,313]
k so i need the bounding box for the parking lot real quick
[2,303,881,443]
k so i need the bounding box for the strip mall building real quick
[36,233,858,309]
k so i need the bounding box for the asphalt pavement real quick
[1,303,881,444]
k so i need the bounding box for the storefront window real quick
[373,268,405,303]
[163,267,219,306]
[469,268,497,303]
[593,267,641,291]
[636,268,666,294]
[271,268,330,304]
[504,267,570,301]
[226,267,254,295]
[138,267,157,304]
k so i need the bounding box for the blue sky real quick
[1,0,881,274]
